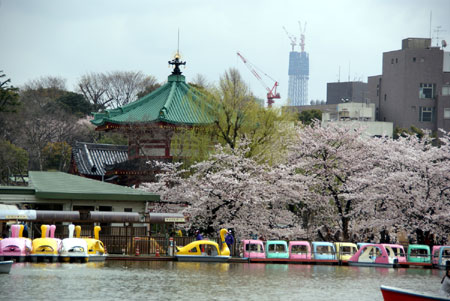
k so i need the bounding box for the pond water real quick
[0,261,446,301]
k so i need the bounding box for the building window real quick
[124,208,132,212]
[419,83,436,99]
[413,57,416,62]
[391,58,394,64]
[444,108,450,119]
[443,85,450,96]
[419,107,434,122]
[395,58,398,63]
[384,94,387,101]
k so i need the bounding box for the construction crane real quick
[236,52,280,108]
[298,21,307,52]
[283,26,297,51]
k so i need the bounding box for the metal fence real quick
[95,226,220,255]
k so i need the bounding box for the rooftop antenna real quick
[348,61,351,82]
[169,29,186,75]
[434,26,446,46]
[177,28,180,57]
[429,11,432,39]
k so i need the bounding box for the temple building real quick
[88,54,213,186]
[69,141,128,182]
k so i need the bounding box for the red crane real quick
[237,52,280,108]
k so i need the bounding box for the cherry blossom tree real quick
[142,143,306,240]
[142,121,450,243]
[285,122,388,241]
[359,131,450,243]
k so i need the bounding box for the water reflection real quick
[0,261,446,301]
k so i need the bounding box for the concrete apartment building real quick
[368,38,450,132]
[322,102,393,137]
[327,81,368,105]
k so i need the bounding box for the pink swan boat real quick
[0,224,32,262]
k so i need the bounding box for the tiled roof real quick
[72,142,128,176]
[91,74,213,127]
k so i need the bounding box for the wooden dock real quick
[398,261,433,268]
[105,256,434,269]
[244,258,339,265]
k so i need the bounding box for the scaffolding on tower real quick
[283,21,309,106]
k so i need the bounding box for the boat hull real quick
[0,260,13,274]
[0,255,27,262]
[30,254,59,263]
[176,255,230,262]
[60,254,89,263]
[88,254,107,262]
[381,285,450,300]
[348,261,394,268]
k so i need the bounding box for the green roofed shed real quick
[28,171,159,201]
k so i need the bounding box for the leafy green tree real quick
[95,132,128,145]
[42,142,72,171]
[394,126,425,139]
[297,109,322,125]
[54,92,95,117]
[0,140,28,185]
[0,71,21,113]
[171,68,296,166]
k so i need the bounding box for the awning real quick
[89,211,140,223]
[35,210,80,222]
[149,213,186,224]
[0,210,141,223]
[0,209,36,221]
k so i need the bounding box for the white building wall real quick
[444,52,450,72]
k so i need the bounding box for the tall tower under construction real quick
[285,22,309,106]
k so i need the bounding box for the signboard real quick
[164,217,185,223]
[6,215,28,219]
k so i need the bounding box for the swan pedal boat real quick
[83,238,107,262]
[60,225,89,263]
[0,260,13,274]
[79,226,107,262]
[0,224,32,262]
[30,225,61,263]
[175,229,230,262]
[380,285,450,301]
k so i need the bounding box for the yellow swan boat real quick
[175,229,230,262]
[82,226,107,262]
[30,225,61,263]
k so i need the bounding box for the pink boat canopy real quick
[241,240,265,259]
[289,241,311,260]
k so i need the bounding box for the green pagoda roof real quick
[91,74,213,127]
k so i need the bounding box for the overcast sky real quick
[1,0,449,106]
